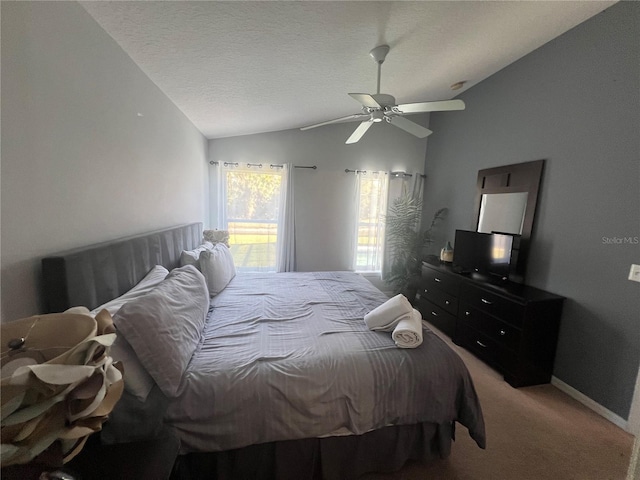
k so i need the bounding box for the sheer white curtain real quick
[211,162,294,272]
[350,172,362,271]
[382,172,425,280]
[276,164,295,272]
[352,171,389,272]
[211,161,226,229]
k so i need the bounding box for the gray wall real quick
[209,117,431,273]
[1,2,209,321]
[422,2,639,419]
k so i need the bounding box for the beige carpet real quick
[362,325,635,480]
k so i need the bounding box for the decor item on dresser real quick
[418,257,564,387]
[40,223,486,480]
[440,241,454,263]
[384,189,447,297]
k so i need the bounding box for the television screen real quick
[488,232,514,280]
[453,230,492,274]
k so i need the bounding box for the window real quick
[219,166,284,272]
[353,172,388,272]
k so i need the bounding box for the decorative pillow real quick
[199,243,237,296]
[90,265,169,317]
[112,265,209,398]
[179,241,214,269]
[203,229,230,247]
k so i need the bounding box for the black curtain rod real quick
[344,169,387,175]
[209,161,316,170]
[209,162,422,176]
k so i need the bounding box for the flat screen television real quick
[488,232,515,280]
[452,230,492,274]
[453,230,520,281]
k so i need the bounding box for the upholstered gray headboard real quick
[41,223,203,313]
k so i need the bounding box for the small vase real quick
[440,241,454,263]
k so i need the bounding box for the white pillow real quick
[113,265,210,398]
[179,242,214,269]
[90,265,169,317]
[199,243,236,296]
[110,335,156,401]
[66,305,156,402]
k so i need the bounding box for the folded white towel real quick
[364,294,413,332]
[392,309,424,349]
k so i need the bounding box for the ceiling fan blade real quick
[346,121,374,144]
[348,93,381,109]
[388,116,433,138]
[396,99,466,114]
[300,113,370,131]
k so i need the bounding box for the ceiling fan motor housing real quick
[369,45,390,64]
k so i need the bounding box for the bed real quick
[41,223,485,479]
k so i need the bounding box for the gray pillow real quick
[113,265,209,398]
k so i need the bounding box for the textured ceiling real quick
[81,1,616,140]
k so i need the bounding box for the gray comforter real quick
[166,272,485,453]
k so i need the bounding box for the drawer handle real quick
[423,289,428,294]
[465,311,471,316]
[499,329,506,336]
[434,277,441,283]
[481,298,492,305]
[431,311,438,317]
[445,300,450,305]
[476,340,487,348]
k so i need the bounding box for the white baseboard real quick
[551,376,630,432]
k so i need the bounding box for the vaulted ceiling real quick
[81,1,616,139]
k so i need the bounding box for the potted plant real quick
[384,192,447,300]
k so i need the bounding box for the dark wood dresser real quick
[416,258,565,387]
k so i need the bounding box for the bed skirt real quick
[172,421,453,480]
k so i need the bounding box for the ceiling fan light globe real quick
[371,110,384,123]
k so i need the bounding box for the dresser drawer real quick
[460,283,525,327]
[421,265,461,294]
[416,298,456,338]
[458,302,521,352]
[455,322,515,372]
[417,284,458,316]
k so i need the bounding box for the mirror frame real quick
[473,159,545,282]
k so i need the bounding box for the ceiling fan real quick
[300,44,465,144]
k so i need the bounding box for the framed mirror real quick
[477,192,529,235]
[473,159,544,282]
